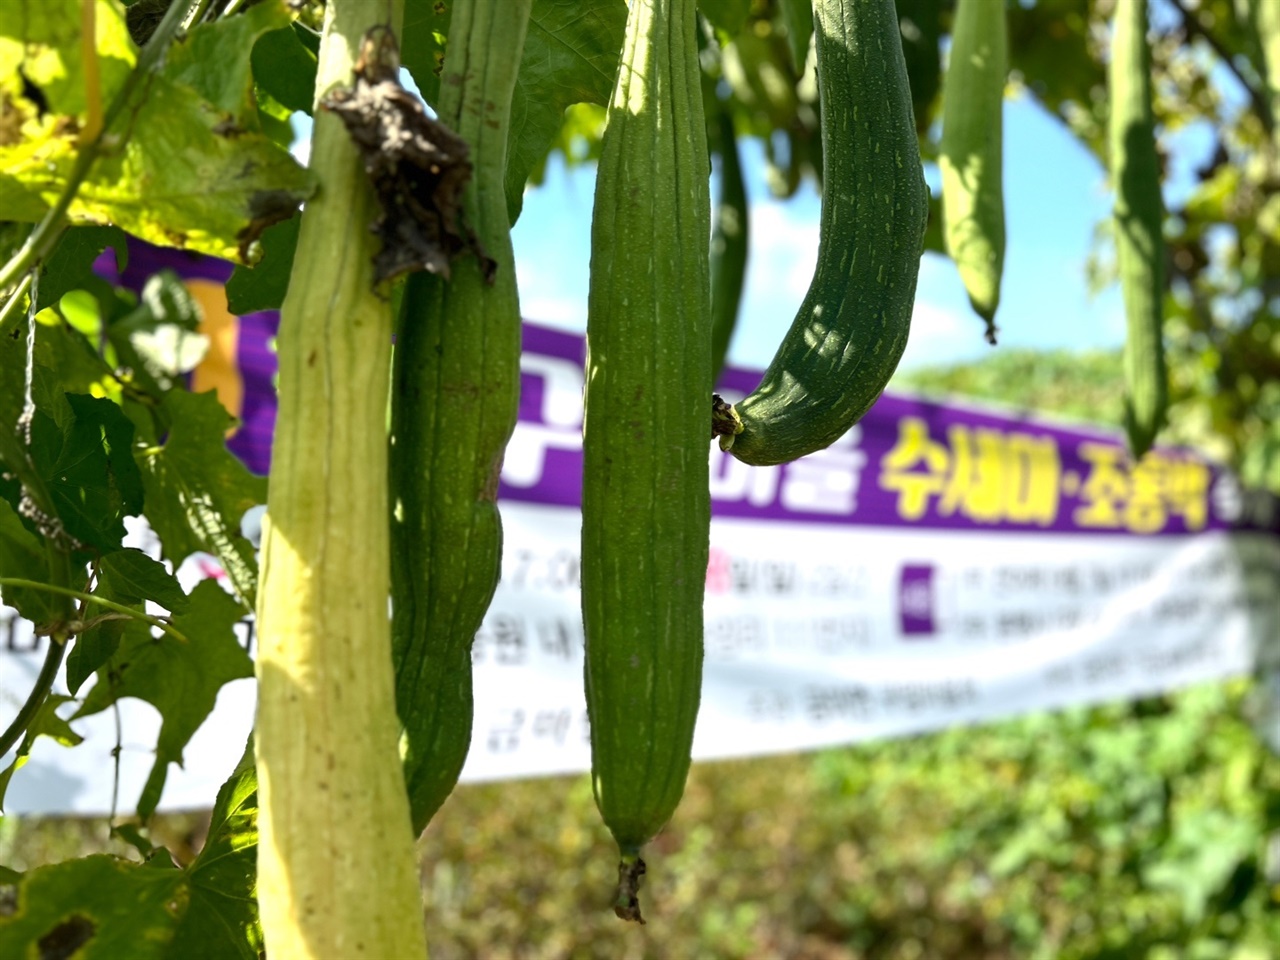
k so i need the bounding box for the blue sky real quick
[510,94,1127,378]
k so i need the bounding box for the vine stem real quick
[0,275,33,334]
[0,579,188,643]
[0,637,66,759]
[0,547,74,759]
[0,0,200,295]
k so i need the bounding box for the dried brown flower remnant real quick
[321,26,493,285]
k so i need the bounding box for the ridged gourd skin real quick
[723,0,928,468]
[710,105,750,384]
[390,0,532,834]
[1109,0,1167,458]
[939,0,1006,338]
[254,1,427,957]
[581,0,711,917]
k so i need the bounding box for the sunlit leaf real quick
[0,854,184,959]
[0,0,136,120]
[169,738,262,959]
[0,0,316,262]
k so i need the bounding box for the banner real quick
[1,247,1278,816]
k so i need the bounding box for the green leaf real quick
[135,390,265,609]
[0,695,84,813]
[0,854,185,959]
[0,0,136,118]
[0,3,316,260]
[36,226,129,312]
[28,316,123,423]
[70,74,316,263]
[166,0,290,119]
[27,394,142,552]
[0,498,57,625]
[170,737,262,959]
[0,311,119,456]
[0,744,262,957]
[68,546,192,693]
[504,0,629,222]
[110,823,156,861]
[252,23,318,114]
[98,548,189,613]
[74,580,252,820]
[224,213,300,314]
[775,0,813,75]
[402,0,451,109]
[896,0,943,134]
[699,0,752,38]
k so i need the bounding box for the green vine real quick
[0,578,187,643]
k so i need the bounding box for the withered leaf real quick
[321,27,494,286]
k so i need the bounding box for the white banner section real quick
[1,508,1277,816]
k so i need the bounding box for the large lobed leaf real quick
[28,394,143,552]
[0,499,57,626]
[66,547,189,695]
[0,739,261,960]
[0,854,186,959]
[0,0,316,263]
[135,390,265,610]
[74,579,252,820]
[0,740,261,957]
[503,0,628,222]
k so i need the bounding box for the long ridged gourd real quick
[719,0,929,467]
[581,0,711,924]
[939,0,1006,340]
[1109,0,1167,458]
[390,0,532,833]
[254,1,427,956]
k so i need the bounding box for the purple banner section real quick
[111,243,280,473]
[100,240,1266,537]
[897,564,936,637]
[510,325,1246,537]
